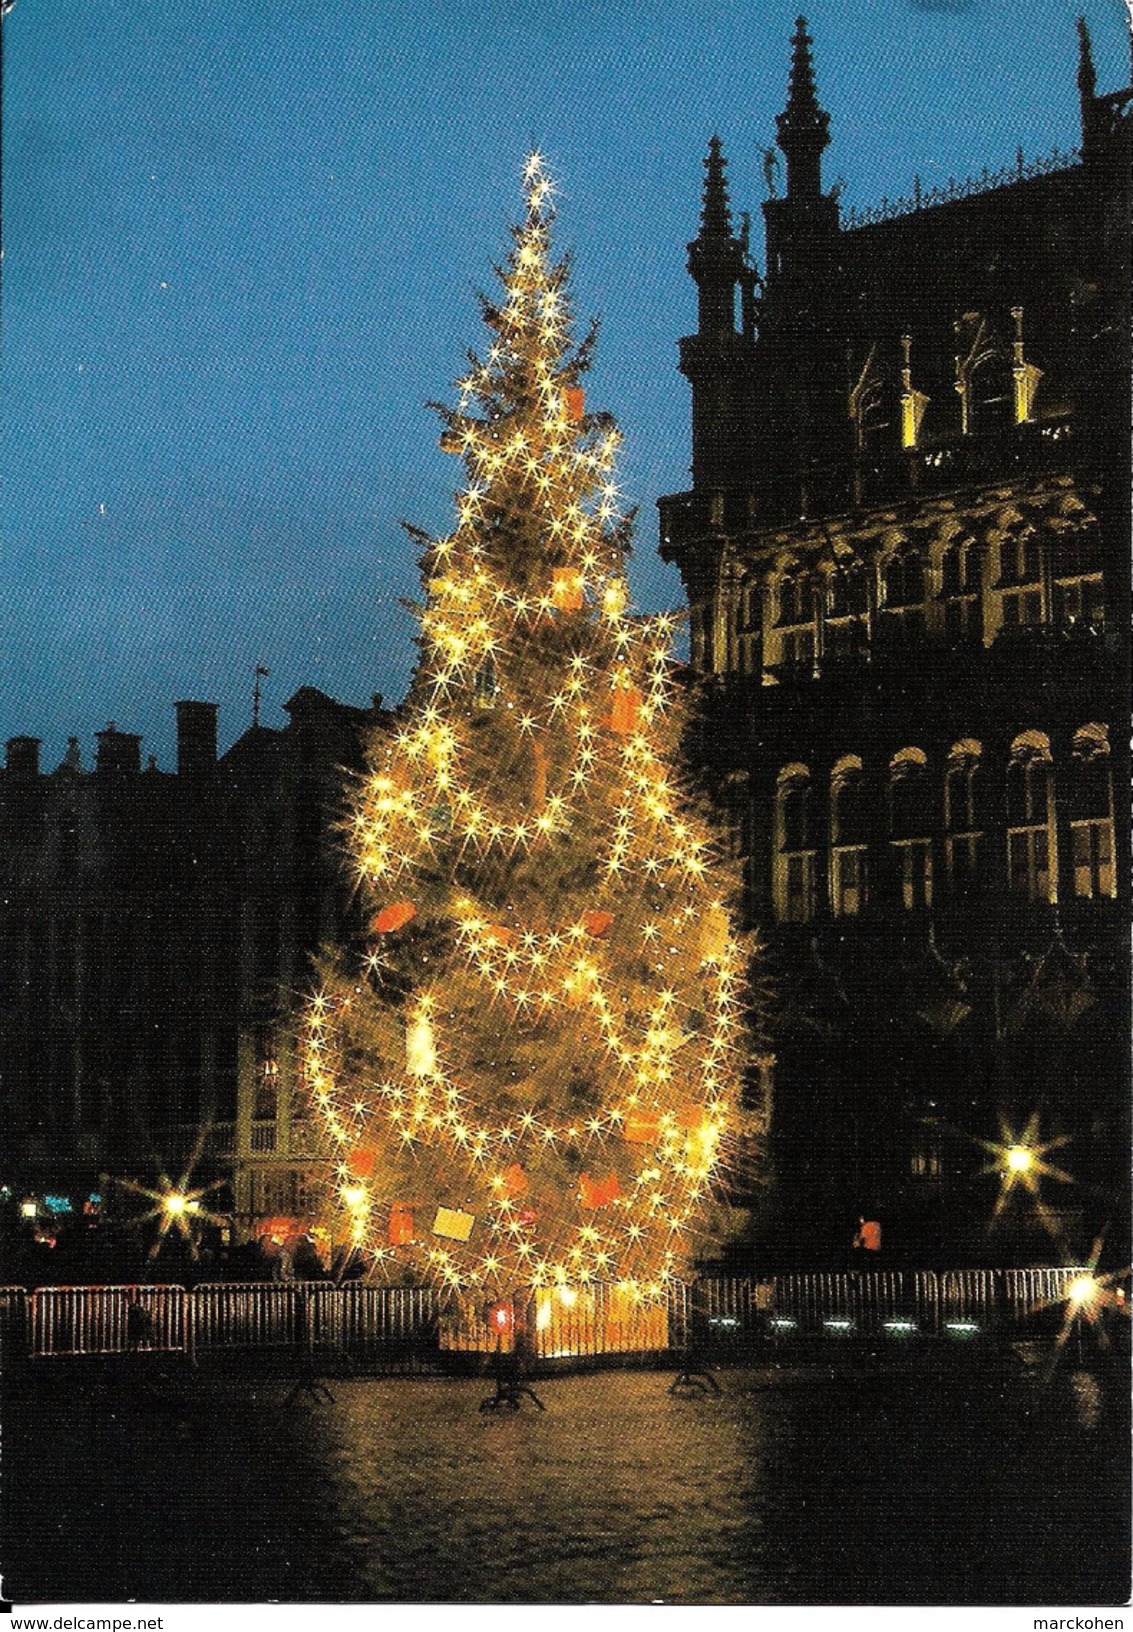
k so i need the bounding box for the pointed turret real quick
[687,136,747,337]
[678,137,759,492]
[776,16,831,199]
[1077,14,1103,158]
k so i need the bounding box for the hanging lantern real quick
[374,900,416,934]
[564,386,585,422]
[433,1206,475,1242]
[552,567,584,612]
[581,909,614,938]
[579,1170,620,1208]
[388,1204,414,1246]
[406,1012,437,1077]
[608,683,643,736]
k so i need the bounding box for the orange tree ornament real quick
[301,154,753,1300]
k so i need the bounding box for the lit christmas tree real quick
[301,155,753,1305]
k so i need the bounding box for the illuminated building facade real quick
[0,688,390,1238]
[659,20,1130,1262]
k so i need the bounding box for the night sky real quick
[4,0,1128,769]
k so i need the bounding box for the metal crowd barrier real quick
[29,1284,186,1358]
[14,1268,1105,1362]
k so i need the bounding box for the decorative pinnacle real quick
[698,135,735,242]
[786,15,822,119]
[775,16,831,196]
[1076,15,1097,104]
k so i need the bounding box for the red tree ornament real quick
[373,900,417,933]
[579,1171,620,1208]
[388,1204,414,1246]
[608,683,643,736]
[564,386,585,422]
[581,909,614,938]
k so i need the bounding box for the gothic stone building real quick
[659,20,1130,1265]
[0,688,390,1260]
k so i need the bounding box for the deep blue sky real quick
[4,0,1128,769]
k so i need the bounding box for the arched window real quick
[945,740,983,893]
[831,756,867,917]
[825,564,868,660]
[1007,732,1056,902]
[735,579,761,677]
[999,527,1044,630]
[1069,725,1115,900]
[774,765,816,923]
[1054,528,1105,631]
[773,568,814,668]
[889,749,932,908]
[940,537,979,645]
[883,550,925,608]
[880,547,926,646]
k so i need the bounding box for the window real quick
[883,550,925,608]
[1001,588,1043,629]
[831,757,867,917]
[890,750,932,909]
[1007,734,1056,902]
[941,540,980,645]
[774,767,816,923]
[1069,726,1116,900]
[969,354,1013,433]
[1055,575,1105,631]
[776,572,809,627]
[735,581,761,676]
[945,742,983,894]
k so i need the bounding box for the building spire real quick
[1077,14,1097,105]
[687,136,746,337]
[699,134,734,242]
[775,16,831,199]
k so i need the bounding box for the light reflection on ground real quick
[2,1356,1128,1604]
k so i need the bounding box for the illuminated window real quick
[1007,733,1056,902]
[831,756,867,917]
[1069,725,1115,900]
[774,765,815,923]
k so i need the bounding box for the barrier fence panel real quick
[11,1270,1104,1362]
[1002,1267,1084,1329]
[938,1269,999,1329]
[0,1286,29,1358]
[192,1282,305,1351]
[29,1285,186,1358]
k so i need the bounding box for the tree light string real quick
[301,154,754,1299]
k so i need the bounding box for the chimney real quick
[175,700,218,777]
[6,737,41,778]
[95,723,142,775]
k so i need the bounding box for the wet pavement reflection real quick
[2,1355,1128,1604]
